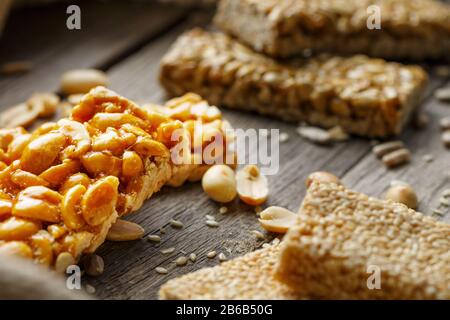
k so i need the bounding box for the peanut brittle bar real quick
[159,244,304,300]
[160,29,428,138]
[277,180,450,299]
[0,87,233,268]
[214,0,450,60]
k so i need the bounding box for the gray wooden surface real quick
[0,1,448,300]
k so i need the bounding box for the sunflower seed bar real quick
[159,245,305,300]
[160,29,428,138]
[276,180,450,299]
[214,0,450,60]
[0,87,232,268]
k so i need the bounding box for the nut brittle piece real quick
[0,87,233,268]
[159,245,304,300]
[276,180,450,299]
[215,0,450,60]
[160,29,428,138]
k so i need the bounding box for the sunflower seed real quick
[219,206,228,214]
[372,141,404,158]
[161,247,176,255]
[218,253,227,262]
[148,235,161,243]
[175,256,188,266]
[251,230,265,240]
[206,220,219,228]
[435,88,450,101]
[169,219,184,229]
[155,267,168,274]
[207,251,217,259]
[189,253,197,262]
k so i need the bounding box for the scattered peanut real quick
[55,252,75,273]
[0,103,39,128]
[201,165,237,203]
[60,69,108,95]
[305,171,340,187]
[27,92,60,118]
[106,219,144,242]
[258,206,296,233]
[236,165,268,206]
[384,184,418,209]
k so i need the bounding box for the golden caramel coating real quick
[0,87,232,267]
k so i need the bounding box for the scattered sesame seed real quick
[189,253,197,262]
[279,132,289,143]
[272,238,281,245]
[180,250,187,255]
[176,256,188,266]
[218,253,227,262]
[160,227,166,234]
[147,235,161,243]
[156,267,168,274]
[206,220,219,228]
[85,284,96,294]
[207,251,217,259]
[439,197,450,207]
[442,189,450,198]
[205,215,215,221]
[169,219,184,229]
[423,154,434,163]
[433,209,445,216]
[262,243,271,248]
[219,206,228,214]
[390,180,409,187]
[161,247,175,255]
[251,230,265,240]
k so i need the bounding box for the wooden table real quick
[0,1,449,300]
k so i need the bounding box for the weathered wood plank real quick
[88,12,449,299]
[0,0,188,108]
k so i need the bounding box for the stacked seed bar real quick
[277,180,450,299]
[159,179,449,299]
[0,87,232,268]
[159,244,304,300]
[160,29,428,138]
[214,0,450,60]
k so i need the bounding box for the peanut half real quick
[201,165,237,203]
[258,206,296,233]
[384,184,418,209]
[236,165,268,206]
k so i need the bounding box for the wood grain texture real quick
[0,3,449,300]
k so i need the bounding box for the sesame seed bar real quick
[277,181,450,299]
[160,29,428,138]
[159,245,305,300]
[214,0,450,60]
[0,87,233,268]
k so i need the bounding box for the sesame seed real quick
[205,215,215,221]
[439,197,450,207]
[207,251,217,259]
[423,154,434,163]
[189,253,197,262]
[262,243,271,248]
[169,219,184,229]
[206,220,219,228]
[160,227,166,234]
[147,235,161,243]
[251,230,265,240]
[218,253,227,262]
[442,189,450,198]
[85,284,96,294]
[219,206,228,214]
[433,209,445,216]
[156,267,168,274]
[161,247,176,255]
[271,238,281,245]
[279,132,289,142]
[176,256,188,266]
[180,250,187,255]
